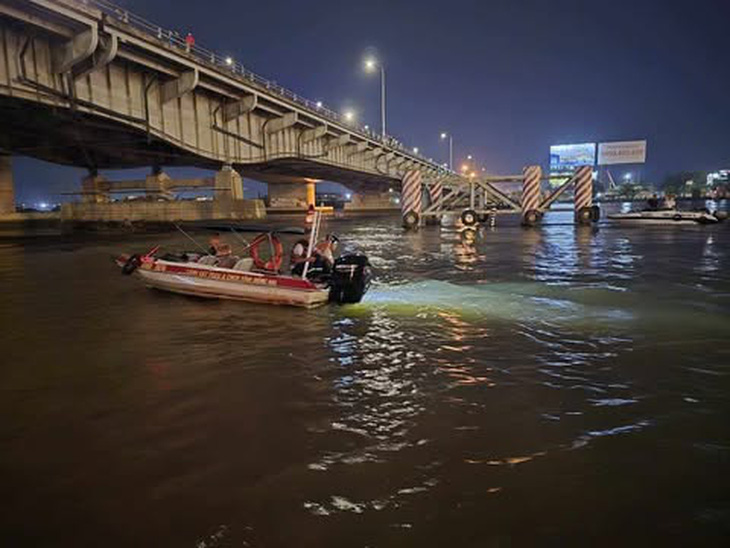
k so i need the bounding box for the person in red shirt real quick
[185,32,195,52]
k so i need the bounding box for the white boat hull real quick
[608,209,719,225]
[134,259,330,308]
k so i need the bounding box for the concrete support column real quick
[214,165,243,201]
[0,155,16,214]
[306,181,316,207]
[81,173,109,203]
[268,183,307,210]
[145,170,173,200]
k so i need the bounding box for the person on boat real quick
[305,204,315,232]
[208,234,232,256]
[290,238,314,276]
[208,233,222,255]
[298,234,338,280]
[315,234,339,269]
[206,233,236,267]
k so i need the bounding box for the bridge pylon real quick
[0,154,15,214]
[214,164,244,201]
[81,171,110,204]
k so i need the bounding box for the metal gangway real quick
[401,165,600,228]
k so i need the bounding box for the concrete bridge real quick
[0,0,449,218]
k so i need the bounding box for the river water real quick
[1,203,729,547]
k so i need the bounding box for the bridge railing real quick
[75,0,443,169]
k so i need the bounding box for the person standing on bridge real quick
[185,32,195,52]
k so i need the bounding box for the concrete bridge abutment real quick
[0,155,16,214]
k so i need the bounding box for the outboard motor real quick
[328,254,371,304]
[121,254,142,275]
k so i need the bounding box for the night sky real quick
[14,0,730,204]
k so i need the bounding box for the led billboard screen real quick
[549,143,596,172]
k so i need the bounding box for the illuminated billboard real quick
[549,143,596,172]
[597,140,647,165]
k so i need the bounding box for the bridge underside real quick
[0,97,392,194]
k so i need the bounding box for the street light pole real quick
[440,132,453,170]
[380,65,386,138]
[364,56,387,139]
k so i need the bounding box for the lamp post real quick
[364,57,386,138]
[440,132,453,170]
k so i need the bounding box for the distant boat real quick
[608,208,723,225]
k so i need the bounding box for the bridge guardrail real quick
[74,0,445,171]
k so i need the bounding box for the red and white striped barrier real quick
[574,165,593,210]
[521,165,542,225]
[574,165,593,224]
[401,170,422,227]
[428,178,443,205]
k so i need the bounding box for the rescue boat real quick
[116,252,369,308]
[116,215,371,308]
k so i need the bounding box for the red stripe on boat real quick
[141,260,319,290]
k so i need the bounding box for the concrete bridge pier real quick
[81,171,110,203]
[145,169,174,200]
[214,165,244,201]
[306,182,316,208]
[0,155,15,214]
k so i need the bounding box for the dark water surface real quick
[1,204,729,547]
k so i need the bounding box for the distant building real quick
[707,170,729,186]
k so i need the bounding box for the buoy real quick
[403,210,419,229]
[250,233,284,272]
[522,209,540,227]
[576,206,593,225]
[461,209,478,226]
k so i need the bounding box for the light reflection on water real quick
[0,203,729,546]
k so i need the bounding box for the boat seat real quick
[233,257,254,272]
[197,255,218,266]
